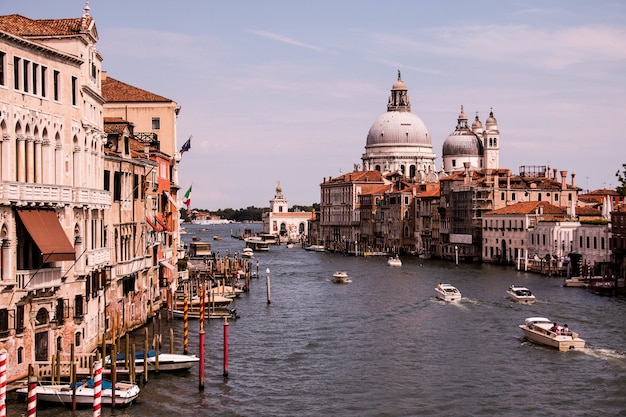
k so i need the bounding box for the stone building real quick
[262,182,315,243]
[0,8,110,381]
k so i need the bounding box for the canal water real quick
[8,223,626,416]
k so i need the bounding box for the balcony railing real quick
[16,267,63,290]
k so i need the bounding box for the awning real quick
[159,260,177,271]
[16,208,76,262]
[156,214,169,232]
[146,216,162,232]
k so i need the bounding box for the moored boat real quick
[108,350,199,372]
[242,247,254,258]
[332,271,352,284]
[518,317,585,351]
[435,283,461,302]
[16,379,140,406]
[507,285,536,303]
[304,244,326,252]
[387,255,402,267]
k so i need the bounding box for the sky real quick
[2,1,625,210]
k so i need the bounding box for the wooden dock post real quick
[223,318,229,378]
[266,268,271,304]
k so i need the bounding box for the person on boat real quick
[550,323,560,334]
[562,324,570,335]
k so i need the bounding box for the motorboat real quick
[507,285,536,303]
[213,235,222,241]
[387,255,402,267]
[242,247,254,258]
[304,244,326,252]
[519,317,585,351]
[332,271,352,284]
[108,350,199,372]
[435,283,461,302]
[244,236,270,251]
[16,378,140,406]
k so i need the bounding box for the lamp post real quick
[455,245,459,265]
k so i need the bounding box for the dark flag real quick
[180,136,192,154]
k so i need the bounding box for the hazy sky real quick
[3,1,625,210]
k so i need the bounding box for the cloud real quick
[248,29,324,52]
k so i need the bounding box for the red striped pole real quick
[199,285,205,390]
[223,318,229,378]
[0,349,6,417]
[27,371,37,417]
[183,292,189,354]
[93,360,102,417]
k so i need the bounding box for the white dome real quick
[366,112,431,147]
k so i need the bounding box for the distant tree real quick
[616,163,626,196]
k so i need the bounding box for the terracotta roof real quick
[485,201,566,215]
[0,14,92,37]
[575,206,602,216]
[417,183,440,198]
[102,75,172,103]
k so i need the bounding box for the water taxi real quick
[519,317,585,351]
[507,285,536,303]
[435,283,461,302]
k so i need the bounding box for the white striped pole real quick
[0,349,6,417]
[93,360,102,417]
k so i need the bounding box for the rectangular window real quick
[74,294,84,318]
[23,59,29,93]
[152,117,161,130]
[103,170,110,191]
[113,172,121,201]
[41,66,47,97]
[15,305,24,334]
[13,56,20,90]
[71,76,77,105]
[0,51,5,86]
[53,70,60,101]
[133,174,139,199]
[32,63,38,95]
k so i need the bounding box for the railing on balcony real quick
[114,256,152,277]
[16,267,63,290]
[73,187,111,207]
[86,247,111,267]
[1,182,72,205]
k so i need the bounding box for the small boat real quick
[213,235,222,241]
[387,255,402,267]
[332,271,352,284]
[241,247,254,258]
[563,277,590,287]
[435,283,461,302]
[519,317,585,351]
[16,378,140,407]
[507,285,536,304]
[108,350,199,372]
[304,244,326,252]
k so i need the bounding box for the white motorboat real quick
[507,285,536,303]
[108,350,199,372]
[387,255,402,267]
[332,271,352,284]
[242,247,254,258]
[519,317,585,351]
[304,244,325,252]
[435,283,462,302]
[17,379,140,406]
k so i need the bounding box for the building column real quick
[16,135,26,182]
[26,136,35,183]
[34,139,42,183]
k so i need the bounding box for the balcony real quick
[16,267,63,290]
[1,182,72,206]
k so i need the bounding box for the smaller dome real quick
[471,114,483,132]
[486,110,497,128]
[442,132,484,157]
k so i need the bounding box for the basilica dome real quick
[366,112,431,146]
[442,106,483,157]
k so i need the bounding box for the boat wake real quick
[582,347,626,369]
